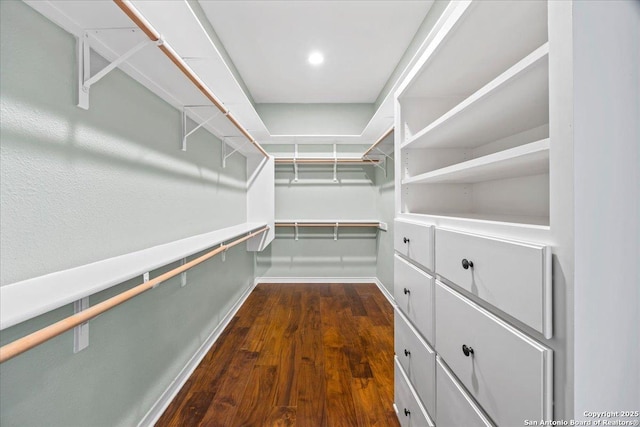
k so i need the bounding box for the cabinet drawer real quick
[435,282,553,426]
[395,220,434,271]
[435,228,552,337]
[394,255,434,344]
[436,356,494,427]
[394,357,435,427]
[395,309,436,416]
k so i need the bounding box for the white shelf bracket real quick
[222,138,250,168]
[293,144,299,182]
[145,271,158,290]
[334,222,339,241]
[182,106,222,152]
[333,143,338,183]
[220,243,226,262]
[73,297,89,353]
[180,258,187,287]
[78,31,159,110]
[364,148,390,178]
[294,222,299,241]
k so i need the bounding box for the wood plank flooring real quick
[156,283,399,427]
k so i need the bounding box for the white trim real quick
[255,276,395,306]
[137,280,257,427]
[372,277,396,306]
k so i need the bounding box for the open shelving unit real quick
[396,0,550,227]
[401,44,549,150]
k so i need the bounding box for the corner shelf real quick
[402,43,549,150]
[403,139,549,185]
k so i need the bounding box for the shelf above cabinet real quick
[403,139,549,185]
[400,1,548,101]
[402,43,549,150]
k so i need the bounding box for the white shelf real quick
[401,212,550,228]
[403,139,549,185]
[402,43,549,150]
[400,1,548,100]
[0,222,267,330]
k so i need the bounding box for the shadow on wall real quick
[1,94,246,192]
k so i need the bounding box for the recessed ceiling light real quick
[308,51,324,66]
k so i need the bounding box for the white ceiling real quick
[198,1,433,104]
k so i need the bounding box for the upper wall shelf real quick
[402,43,549,150]
[403,139,549,185]
[25,0,269,158]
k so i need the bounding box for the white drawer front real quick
[435,228,552,337]
[395,220,434,271]
[394,357,435,427]
[436,356,494,427]
[435,282,553,426]
[394,255,434,344]
[395,309,436,416]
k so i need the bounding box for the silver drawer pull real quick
[462,258,474,270]
[462,344,474,357]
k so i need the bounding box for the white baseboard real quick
[372,277,396,306]
[137,280,257,427]
[255,276,396,306]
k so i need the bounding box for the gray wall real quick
[572,0,640,418]
[0,1,254,425]
[255,103,374,135]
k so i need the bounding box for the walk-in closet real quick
[1,1,638,426]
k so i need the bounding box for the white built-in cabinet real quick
[392,1,570,425]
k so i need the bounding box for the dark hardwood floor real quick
[156,283,400,427]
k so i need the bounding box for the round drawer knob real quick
[462,258,474,270]
[404,408,411,417]
[403,237,410,244]
[403,288,410,295]
[404,349,411,357]
[462,344,474,357]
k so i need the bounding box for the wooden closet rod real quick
[0,226,269,364]
[113,0,269,158]
[362,126,394,158]
[274,158,380,164]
